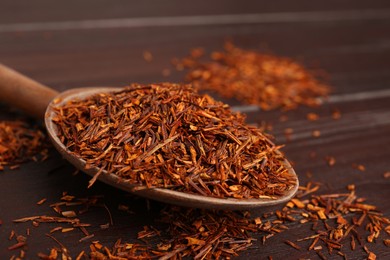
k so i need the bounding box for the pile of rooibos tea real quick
[174,42,330,110]
[0,120,47,170]
[52,83,296,199]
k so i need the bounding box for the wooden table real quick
[1,1,390,259]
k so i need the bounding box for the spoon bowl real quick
[1,64,299,210]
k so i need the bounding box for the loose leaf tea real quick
[26,185,389,259]
[52,83,296,199]
[175,42,330,110]
[87,185,390,259]
[0,120,48,170]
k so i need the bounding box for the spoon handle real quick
[0,64,59,119]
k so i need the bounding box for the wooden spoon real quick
[0,64,299,210]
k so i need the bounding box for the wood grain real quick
[1,1,389,259]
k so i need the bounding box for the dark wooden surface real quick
[1,1,390,259]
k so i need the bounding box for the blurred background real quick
[1,0,389,92]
